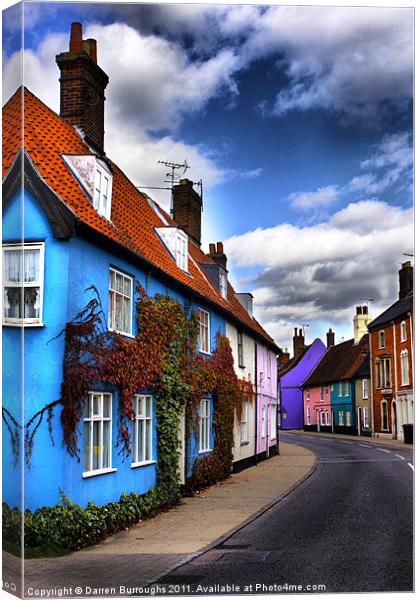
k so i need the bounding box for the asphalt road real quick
[160,432,414,594]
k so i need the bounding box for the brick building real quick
[368,262,413,440]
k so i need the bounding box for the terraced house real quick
[368,261,413,441]
[303,308,371,435]
[2,23,279,511]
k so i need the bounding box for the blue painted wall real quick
[3,188,225,510]
[330,380,355,427]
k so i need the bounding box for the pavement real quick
[3,442,316,598]
[293,429,414,450]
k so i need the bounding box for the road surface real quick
[160,432,414,593]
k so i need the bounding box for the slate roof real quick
[2,87,279,352]
[303,334,369,387]
[368,295,413,331]
[352,353,371,380]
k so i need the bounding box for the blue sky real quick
[2,1,414,349]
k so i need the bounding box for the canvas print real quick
[2,1,413,598]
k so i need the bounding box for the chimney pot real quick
[86,38,97,63]
[356,306,362,315]
[207,241,227,269]
[293,327,305,358]
[216,242,223,254]
[209,243,216,254]
[326,328,335,348]
[69,22,83,53]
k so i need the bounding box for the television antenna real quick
[360,298,375,311]
[300,324,310,336]
[158,159,190,190]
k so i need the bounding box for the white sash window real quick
[3,243,44,326]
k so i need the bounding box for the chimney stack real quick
[278,348,290,367]
[56,22,109,155]
[399,261,413,299]
[326,328,335,348]
[353,305,371,344]
[207,242,227,269]
[292,327,305,358]
[172,179,203,247]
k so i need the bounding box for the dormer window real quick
[94,162,112,219]
[175,230,188,271]
[62,155,113,220]
[219,269,227,299]
[155,227,189,273]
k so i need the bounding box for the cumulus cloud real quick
[289,185,339,211]
[225,199,413,346]
[2,22,245,209]
[244,5,413,125]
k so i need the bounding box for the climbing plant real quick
[3,284,255,498]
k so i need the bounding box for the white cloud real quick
[225,199,413,346]
[2,22,246,210]
[289,185,339,211]
[243,5,413,124]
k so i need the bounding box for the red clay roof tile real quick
[3,87,278,351]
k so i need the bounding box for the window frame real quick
[400,350,409,386]
[378,330,385,349]
[345,411,351,426]
[344,381,350,397]
[132,394,155,467]
[320,411,325,426]
[270,404,277,439]
[261,406,267,438]
[93,161,113,220]
[197,308,210,354]
[3,242,45,326]
[199,397,212,453]
[82,392,115,478]
[306,405,311,425]
[108,267,133,337]
[325,411,330,426]
[238,330,245,368]
[362,378,368,399]
[240,401,249,444]
[338,382,343,397]
[175,230,188,272]
[219,268,228,299]
[400,321,407,343]
[362,407,369,428]
[306,389,310,401]
[338,410,344,426]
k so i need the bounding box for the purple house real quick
[279,335,327,430]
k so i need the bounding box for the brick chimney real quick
[399,261,413,299]
[172,179,203,247]
[56,22,109,155]
[326,328,335,348]
[292,328,305,358]
[207,242,227,269]
[353,305,371,344]
[278,348,290,367]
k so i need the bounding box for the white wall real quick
[226,321,257,464]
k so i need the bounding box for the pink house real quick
[303,384,332,431]
[256,342,278,456]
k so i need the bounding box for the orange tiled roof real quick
[2,87,278,351]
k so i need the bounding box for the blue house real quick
[2,23,278,511]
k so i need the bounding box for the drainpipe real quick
[369,332,375,437]
[277,380,281,454]
[254,340,258,465]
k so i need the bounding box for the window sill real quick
[238,364,246,369]
[131,460,156,469]
[198,349,212,356]
[82,467,117,479]
[108,328,135,339]
[198,448,213,454]
[3,320,44,327]
[240,441,249,446]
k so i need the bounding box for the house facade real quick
[303,308,370,436]
[2,23,279,511]
[278,337,326,430]
[368,262,413,440]
[353,354,372,436]
[256,342,278,457]
[226,320,257,471]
